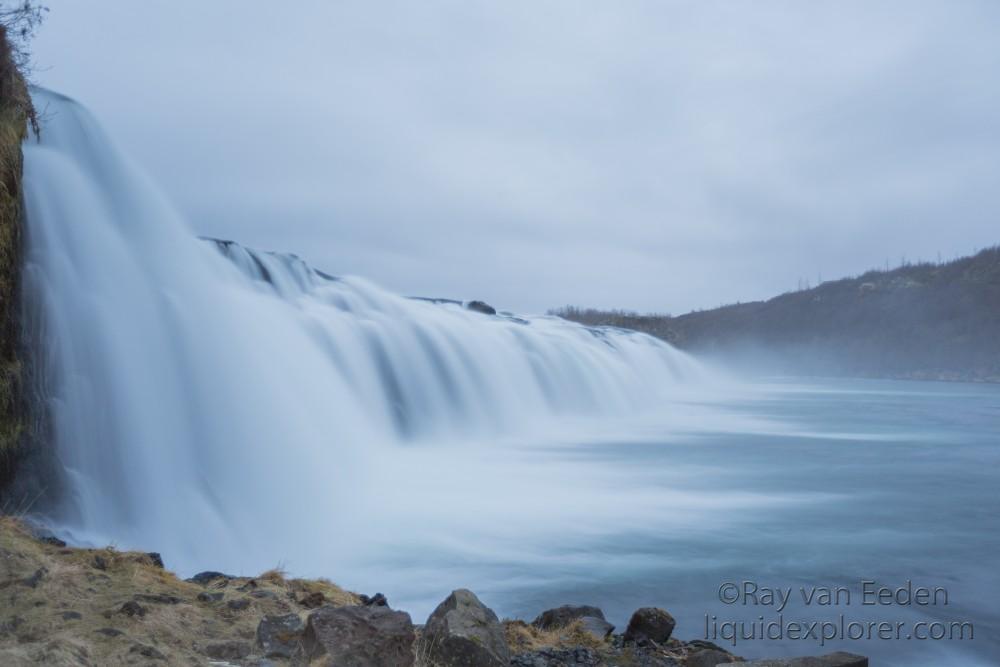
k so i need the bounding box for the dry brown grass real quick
[503,618,606,653]
[0,517,365,665]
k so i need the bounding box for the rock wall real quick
[0,25,30,494]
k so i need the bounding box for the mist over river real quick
[20,90,1000,666]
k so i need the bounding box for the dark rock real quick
[532,604,606,630]
[298,591,326,608]
[41,536,67,548]
[302,604,415,666]
[359,592,388,607]
[186,571,234,586]
[257,613,305,659]
[203,640,252,661]
[729,653,868,667]
[196,591,223,603]
[239,579,259,591]
[227,597,251,611]
[22,568,46,588]
[688,648,736,667]
[466,300,497,315]
[511,646,600,667]
[60,611,82,621]
[118,601,146,618]
[422,589,509,667]
[145,552,164,569]
[134,593,181,605]
[624,607,676,644]
[95,627,123,637]
[130,643,166,660]
[92,555,108,571]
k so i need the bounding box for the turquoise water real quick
[386,378,999,666]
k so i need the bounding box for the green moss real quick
[0,25,30,488]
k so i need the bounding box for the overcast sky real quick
[29,1,1000,314]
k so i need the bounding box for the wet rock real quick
[203,639,252,660]
[423,589,509,667]
[118,600,146,618]
[227,597,251,611]
[729,653,868,667]
[532,604,606,630]
[624,607,676,644]
[130,643,166,660]
[302,604,415,666]
[186,571,234,586]
[145,552,164,569]
[688,648,736,666]
[196,591,223,603]
[359,592,388,607]
[466,300,497,315]
[511,646,601,666]
[257,613,305,659]
[298,591,326,608]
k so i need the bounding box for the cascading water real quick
[20,89,723,608]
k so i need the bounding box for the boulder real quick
[624,607,675,644]
[186,571,234,586]
[729,653,867,667]
[511,646,601,666]
[256,613,305,659]
[302,604,415,666]
[532,604,606,630]
[466,300,497,315]
[688,648,735,666]
[423,589,510,667]
[203,640,251,661]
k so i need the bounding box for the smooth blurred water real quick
[21,90,1000,666]
[370,377,996,667]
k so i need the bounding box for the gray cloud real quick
[30,0,1000,313]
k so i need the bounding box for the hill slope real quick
[554,246,1000,382]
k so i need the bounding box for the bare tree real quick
[0,1,46,70]
[0,1,46,135]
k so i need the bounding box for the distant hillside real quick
[553,246,1000,382]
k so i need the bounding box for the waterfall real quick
[20,89,713,583]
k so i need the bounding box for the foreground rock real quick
[422,588,510,667]
[730,652,868,667]
[256,613,305,658]
[624,606,676,644]
[0,517,870,667]
[302,604,415,666]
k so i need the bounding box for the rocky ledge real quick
[0,518,867,666]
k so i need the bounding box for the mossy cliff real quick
[0,24,31,493]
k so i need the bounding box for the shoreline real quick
[0,517,868,666]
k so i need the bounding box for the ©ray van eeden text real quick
[705,580,974,646]
[717,580,948,613]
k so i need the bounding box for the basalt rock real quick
[729,653,867,667]
[256,613,305,659]
[302,604,415,666]
[624,607,676,645]
[532,604,606,630]
[423,589,510,667]
[466,300,497,315]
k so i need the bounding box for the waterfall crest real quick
[21,89,710,574]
